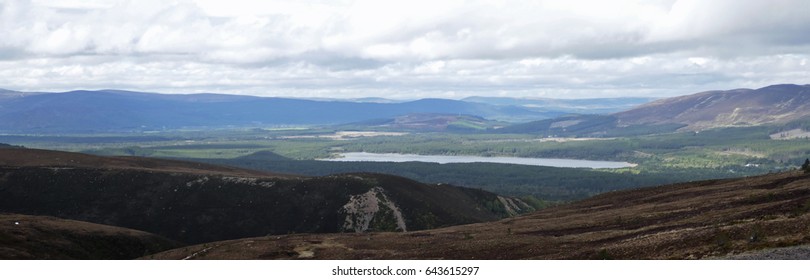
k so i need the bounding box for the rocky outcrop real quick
[340,187,407,232]
[497,196,534,216]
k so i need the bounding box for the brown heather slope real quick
[146,171,810,260]
[615,84,810,130]
[0,147,289,177]
[0,213,181,259]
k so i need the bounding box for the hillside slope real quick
[0,213,181,259]
[146,171,810,259]
[496,84,810,136]
[0,148,532,245]
[615,84,810,130]
[0,146,284,177]
[342,113,507,132]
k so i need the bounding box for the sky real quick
[0,0,809,99]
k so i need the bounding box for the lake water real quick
[323,152,636,169]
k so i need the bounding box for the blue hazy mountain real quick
[462,96,656,115]
[0,89,563,133]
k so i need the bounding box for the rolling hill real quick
[498,84,810,136]
[0,213,181,260]
[145,170,810,259]
[3,84,808,134]
[615,84,810,130]
[494,114,686,136]
[0,90,551,133]
[0,147,533,247]
[341,113,507,132]
[463,96,656,114]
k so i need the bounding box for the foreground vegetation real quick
[147,170,810,259]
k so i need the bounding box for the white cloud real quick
[0,0,808,99]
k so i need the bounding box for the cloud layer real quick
[1,0,808,98]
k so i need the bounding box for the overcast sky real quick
[1,0,808,99]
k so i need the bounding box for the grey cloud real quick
[0,0,808,99]
[4,1,808,62]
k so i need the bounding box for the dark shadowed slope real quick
[0,213,181,259]
[0,147,286,177]
[0,148,532,245]
[146,170,810,260]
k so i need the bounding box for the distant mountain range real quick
[463,96,656,114]
[341,113,508,132]
[0,89,540,133]
[2,84,808,134]
[498,84,810,136]
[615,84,810,130]
[0,88,649,133]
